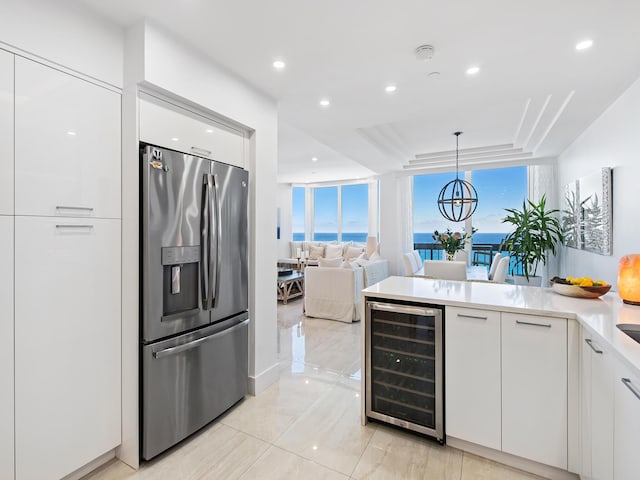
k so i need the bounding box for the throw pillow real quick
[369,251,381,262]
[319,257,342,267]
[345,246,363,260]
[308,245,324,260]
[324,244,343,259]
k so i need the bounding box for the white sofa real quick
[304,259,390,323]
[279,240,372,267]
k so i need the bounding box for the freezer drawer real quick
[141,313,249,460]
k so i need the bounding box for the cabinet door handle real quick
[621,378,640,401]
[585,338,603,354]
[56,205,94,213]
[457,313,488,320]
[55,224,94,229]
[191,146,212,157]
[515,319,552,328]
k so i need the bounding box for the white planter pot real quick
[513,275,542,287]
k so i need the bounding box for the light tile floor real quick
[84,299,543,480]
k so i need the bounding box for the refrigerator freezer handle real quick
[152,318,249,359]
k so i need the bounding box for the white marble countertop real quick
[362,276,640,375]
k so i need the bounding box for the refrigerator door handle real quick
[152,319,249,359]
[200,174,212,310]
[211,173,222,308]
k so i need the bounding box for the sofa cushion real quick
[324,244,343,259]
[308,245,325,260]
[345,246,363,260]
[319,257,342,267]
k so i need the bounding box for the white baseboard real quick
[447,437,579,480]
[61,449,116,480]
[248,362,280,395]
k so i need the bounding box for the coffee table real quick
[277,271,304,304]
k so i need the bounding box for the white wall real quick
[379,174,414,275]
[558,76,640,285]
[0,0,123,87]
[277,183,293,259]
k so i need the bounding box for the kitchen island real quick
[361,276,640,480]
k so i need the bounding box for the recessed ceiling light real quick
[66,131,76,136]
[272,59,286,70]
[576,39,593,51]
[385,85,397,93]
[319,99,330,107]
[205,129,213,134]
[466,66,480,75]
[311,157,318,162]
[171,137,179,142]
[428,71,441,78]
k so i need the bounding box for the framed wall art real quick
[561,167,612,255]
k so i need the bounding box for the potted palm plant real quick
[500,195,563,285]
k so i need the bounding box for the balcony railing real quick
[413,242,523,275]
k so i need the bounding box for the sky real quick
[292,166,527,235]
[413,166,527,234]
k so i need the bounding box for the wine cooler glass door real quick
[366,301,443,442]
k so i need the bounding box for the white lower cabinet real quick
[445,306,501,450]
[0,216,14,480]
[613,357,640,480]
[501,312,567,470]
[583,330,614,480]
[14,216,121,480]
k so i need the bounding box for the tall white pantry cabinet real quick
[1,50,122,480]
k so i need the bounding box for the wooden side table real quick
[277,271,305,304]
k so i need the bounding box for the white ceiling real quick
[73,0,640,183]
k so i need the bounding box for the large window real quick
[292,187,305,241]
[412,166,527,262]
[313,186,338,241]
[292,183,369,242]
[341,184,368,242]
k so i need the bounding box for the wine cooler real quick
[365,299,444,443]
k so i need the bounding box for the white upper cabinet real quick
[501,312,568,470]
[0,217,14,480]
[445,306,501,450]
[139,96,246,168]
[14,216,121,480]
[0,50,13,215]
[14,57,121,218]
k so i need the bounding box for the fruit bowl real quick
[549,277,611,299]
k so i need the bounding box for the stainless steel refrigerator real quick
[140,143,249,460]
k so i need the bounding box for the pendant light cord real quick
[454,131,461,180]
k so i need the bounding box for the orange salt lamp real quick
[618,254,640,305]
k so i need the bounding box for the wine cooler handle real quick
[369,302,436,317]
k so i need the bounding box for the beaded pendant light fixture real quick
[437,131,478,222]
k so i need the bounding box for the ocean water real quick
[293,232,508,245]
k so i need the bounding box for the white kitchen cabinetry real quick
[0,50,13,215]
[613,357,640,480]
[0,217,14,480]
[580,328,614,480]
[139,95,246,168]
[501,312,567,470]
[14,57,121,219]
[445,306,501,450]
[14,216,121,480]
